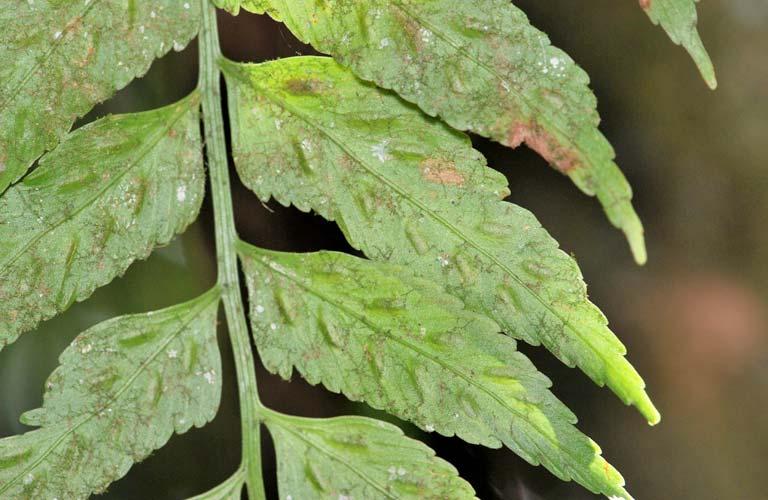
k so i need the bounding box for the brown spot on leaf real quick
[506,121,579,174]
[284,78,327,95]
[420,158,465,186]
[78,46,95,68]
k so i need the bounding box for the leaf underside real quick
[266,413,476,499]
[639,0,717,89]
[0,94,205,351]
[224,56,658,425]
[0,289,222,499]
[227,0,646,263]
[0,0,201,193]
[239,244,630,498]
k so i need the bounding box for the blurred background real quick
[1,1,766,498]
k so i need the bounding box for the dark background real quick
[2,2,766,498]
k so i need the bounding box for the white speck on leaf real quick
[371,140,391,162]
[176,185,187,202]
[388,466,397,480]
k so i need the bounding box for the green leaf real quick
[238,244,631,499]
[187,468,245,500]
[0,289,222,498]
[264,411,476,499]
[228,0,646,262]
[223,57,659,425]
[0,0,201,193]
[0,94,205,351]
[639,0,717,89]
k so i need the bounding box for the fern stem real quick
[198,2,266,498]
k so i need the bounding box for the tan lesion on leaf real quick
[506,121,579,174]
[77,46,96,68]
[283,78,328,95]
[420,158,465,186]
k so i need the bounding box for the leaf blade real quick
[0,94,205,350]
[0,0,201,192]
[239,245,631,498]
[265,412,476,500]
[0,289,222,498]
[224,57,659,425]
[231,0,645,261]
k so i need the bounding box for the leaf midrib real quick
[0,289,219,495]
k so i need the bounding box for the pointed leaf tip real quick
[639,0,717,89]
[623,210,647,265]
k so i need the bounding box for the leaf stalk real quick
[198,1,266,498]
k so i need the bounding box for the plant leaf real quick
[223,57,659,425]
[0,289,222,498]
[264,412,476,499]
[0,0,201,192]
[239,244,631,499]
[228,0,645,262]
[0,94,205,351]
[639,0,716,89]
[187,468,245,500]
